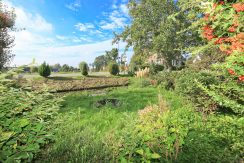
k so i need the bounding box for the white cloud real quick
[3,0,53,32]
[56,35,68,40]
[100,3,129,30]
[66,0,81,11]
[2,0,133,67]
[12,39,133,67]
[120,4,129,16]
[75,23,95,32]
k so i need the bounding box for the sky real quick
[2,0,133,67]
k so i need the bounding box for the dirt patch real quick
[95,99,121,108]
[19,77,129,92]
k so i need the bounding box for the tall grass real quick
[39,87,159,162]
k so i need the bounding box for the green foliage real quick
[0,71,61,162]
[177,114,244,163]
[153,69,243,114]
[196,78,244,115]
[151,71,180,90]
[38,62,51,77]
[30,66,38,73]
[128,62,138,76]
[0,3,15,70]
[40,87,159,162]
[105,48,118,61]
[79,61,89,76]
[93,48,119,72]
[93,55,107,71]
[108,91,200,162]
[108,62,119,75]
[130,78,152,88]
[149,63,164,75]
[114,0,199,69]
[59,64,71,72]
[106,89,244,162]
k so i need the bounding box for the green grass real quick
[37,78,243,162]
[39,86,159,162]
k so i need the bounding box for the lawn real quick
[38,86,159,162]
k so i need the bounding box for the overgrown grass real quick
[40,86,159,162]
[38,78,243,163]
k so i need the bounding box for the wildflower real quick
[236,33,244,40]
[214,37,226,44]
[232,3,244,12]
[238,75,244,82]
[228,69,236,75]
[213,1,225,9]
[202,25,216,41]
[219,1,225,5]
[228,26,236,33]
[204,13,210,21]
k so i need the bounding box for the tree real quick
[60,64,70,72]
[108,62,119,75]
[114,0,200,70]
[30,66,38,73]
[0,2,15,70]
[38,62,51,77]
[105,48,119,62]
[79,61,89,76]
[53,63,61,69]
[93,55,107,71]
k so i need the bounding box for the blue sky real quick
[3,0,132,67]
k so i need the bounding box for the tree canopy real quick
[114,0,201,69]
[0,2,15,70]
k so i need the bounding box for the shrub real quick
[128,63,138,76]
[0,70,61,162]
[38,62,51,77]
[151,71,180,90]
[79,62,89,76]
[30,66,38,73]
[108,92,202,162]
[106,90,244,163]
[149,63,164,75]
[130,78,152,88]
[108,62,119,75]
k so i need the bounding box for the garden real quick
[0,0,244,162]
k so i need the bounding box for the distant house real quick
[52,68,59,72]
[147,53,166,65]
[147,53,184,67]
[23,67,30,73]
[172,55,185,67]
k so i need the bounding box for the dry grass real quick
[136,67,150,78]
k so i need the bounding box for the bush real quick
[151,71,180,90]
[149,63,164,75]
[151,70,222,112]
[38,62,51,77]
[0,71,61,162]
[130,78,152,88]
[106,90,244,163]
[128,63,138,76]
[79,62,89,76]
[108,63,119,75]
[30,66,38,73]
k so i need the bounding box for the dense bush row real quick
[151,69,244,115]
[0,70,62,162]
